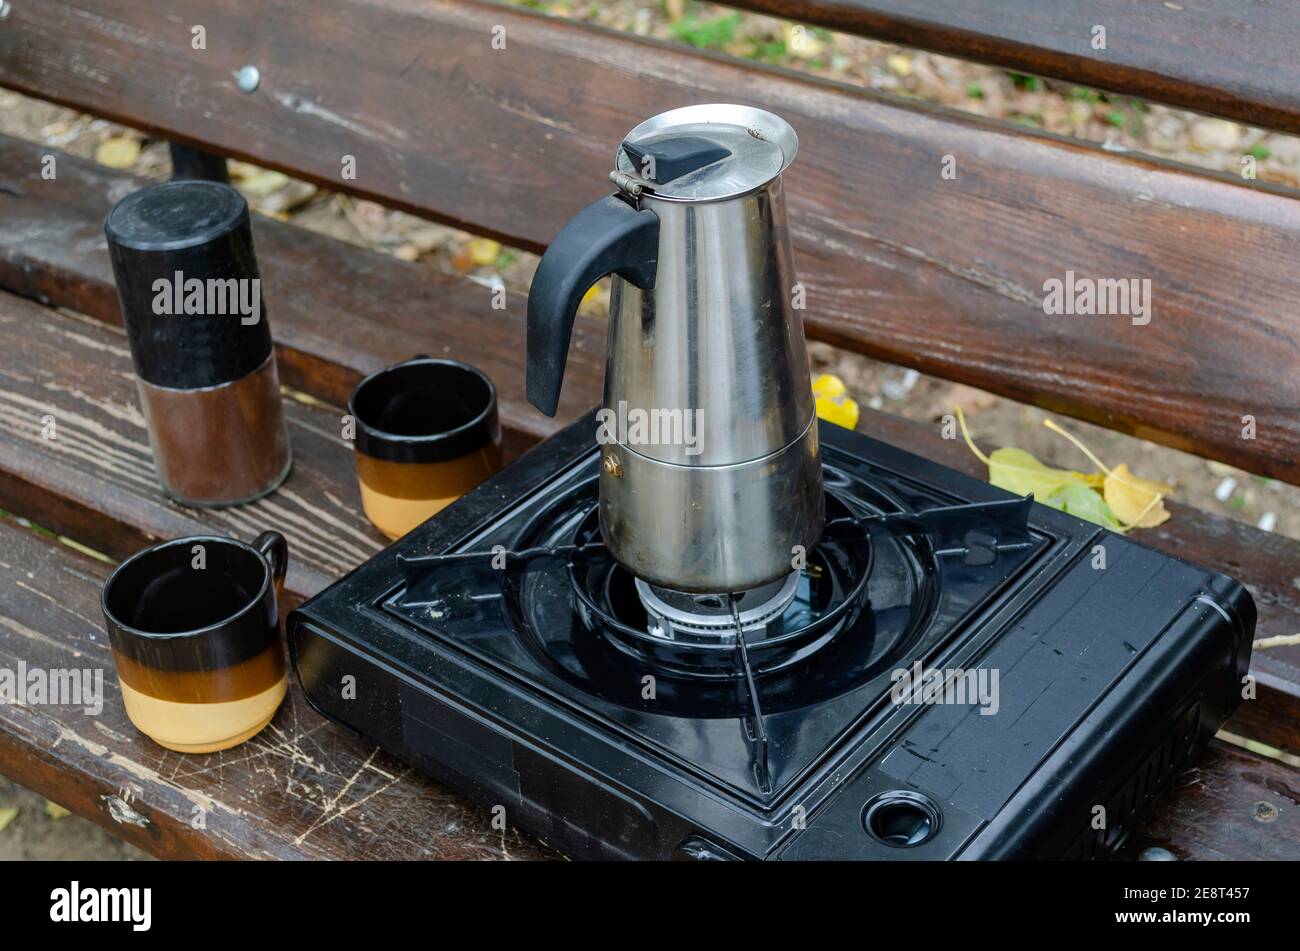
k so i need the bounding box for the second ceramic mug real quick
[101,531,289,754]
[349,357,503,539]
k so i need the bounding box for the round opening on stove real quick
[862,791,941,848]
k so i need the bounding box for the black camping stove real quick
[288,414,1254,860]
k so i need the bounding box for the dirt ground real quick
[1,0,1296,859]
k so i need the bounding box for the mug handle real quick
[253,530,289,597]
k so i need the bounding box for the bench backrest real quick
[1,0,1296,482]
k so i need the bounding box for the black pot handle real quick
[526,194,658,417]
[253,530,289,598]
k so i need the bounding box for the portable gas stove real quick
[288,414,1254,860]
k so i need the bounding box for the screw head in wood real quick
[1253,800,1279,823]
[0,2,12,20]
[1138,846,1175,861]
[235,65,260,93]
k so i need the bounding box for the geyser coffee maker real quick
[527,103,822,599]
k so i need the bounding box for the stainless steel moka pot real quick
[527,104,823,594]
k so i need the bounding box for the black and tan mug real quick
[349,357,503,539]
[101,531,289,754]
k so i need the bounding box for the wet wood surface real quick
[730,0,1300,135]
[1,509,1294,860]
[0,3,1298,481]
[0,284,1296,859]
[0,516,557,860]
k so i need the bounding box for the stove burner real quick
[568,496,874,680]
[634,572,799,642]
[390,469,1040,731]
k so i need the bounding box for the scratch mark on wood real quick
[292,747,397,845]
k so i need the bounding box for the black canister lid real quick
[105,180,273,389]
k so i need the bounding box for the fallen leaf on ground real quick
[1043,418,1173,530]
[956,407,1164,532]
[1046,482,1121,530]
[45,801,70,820]
[1104,463,1172,528]
[987,447,1097,499]
[813,373,860,429]
[785,24,826,59]
[450,244,475,272]
[886,54,913,77]
[0,806,17,833]
[468,238,501,267]
[812,373,846,399]
[95,136,141,169]
[1189,117,1241,152]
[238,168,290,198]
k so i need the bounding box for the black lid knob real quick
[620,136,731,184]
[105,180,272,389]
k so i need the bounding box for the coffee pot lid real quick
[614,103,797,202]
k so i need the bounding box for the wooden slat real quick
[2,515,1295,861]
[0,516,557,860]
[730,1,1300,135]
[0,285,1295,859]
[0,3,1298,482]
[1119,741,1300,861]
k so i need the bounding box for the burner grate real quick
[636,572,799,642]
[384,452,1047,801]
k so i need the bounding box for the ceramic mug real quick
[101,531,289,753]
[349,357,503,539]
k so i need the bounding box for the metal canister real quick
[105,180,291,506]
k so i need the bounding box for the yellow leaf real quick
[812,373,847,400]
[0,806,17,833]
[45,801,70,820]
[812,373,858,429]
[785,24,826,59]
[816,393,859,430]
[468,238,501,267]
[239,169,290,197]
[1104,463,1172,528]
[95,136,141,169]
[987,447,1097,499]
[227,160,259,180]
[886,54,913,77]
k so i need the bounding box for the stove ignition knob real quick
[602,452,623,478]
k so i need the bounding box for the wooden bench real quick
[0,0,1296,860]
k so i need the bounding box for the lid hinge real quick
[609,169,654,198]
